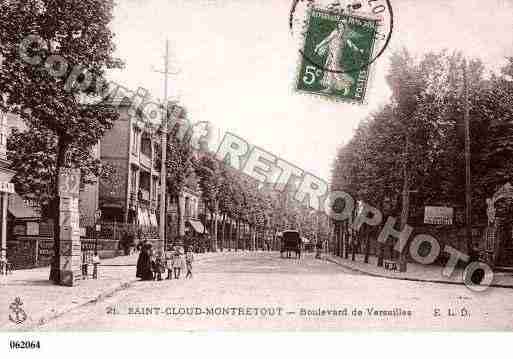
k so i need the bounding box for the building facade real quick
[80,100,160,240]
[80,99,208,249]
[0,111,16,270]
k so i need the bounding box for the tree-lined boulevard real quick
[26,251,513,331]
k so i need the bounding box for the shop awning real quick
[188,219,208,234]
[137,208,143,226]
[143,209,151,227]
[138,208,150,227]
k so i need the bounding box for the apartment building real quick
[80,97,206,246]
[81,98,161,236]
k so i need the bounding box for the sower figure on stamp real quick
[314,19,364,95]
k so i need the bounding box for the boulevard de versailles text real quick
[122,306,412,318]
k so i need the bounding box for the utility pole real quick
[463,60,473,258]
[152,39,179,250]
[159,40,169,250]
[399,136,410,272]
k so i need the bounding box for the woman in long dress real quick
[136,242,154,281]
[314,20,364,94]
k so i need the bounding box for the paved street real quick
[37,252,513,331]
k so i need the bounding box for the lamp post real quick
[462,60,473,258]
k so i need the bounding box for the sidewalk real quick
[0,251,225,331]
[326,253,513,288]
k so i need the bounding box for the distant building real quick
[1,112,46,233]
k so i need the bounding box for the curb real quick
[325,256,513,290]
[23,252,229,329]
[27,278,139,330]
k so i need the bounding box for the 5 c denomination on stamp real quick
[296,7,379,103]
[293,1,393,103]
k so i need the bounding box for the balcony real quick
[129,152,139,167]
[140,152,151,170]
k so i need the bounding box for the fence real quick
[6,237,124,270]
[83,221,159,241]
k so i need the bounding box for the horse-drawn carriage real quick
[279,230,302,259]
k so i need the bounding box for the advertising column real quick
[58,168,81,286]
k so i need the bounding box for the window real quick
[152,178,158,201]
[130,169,137,193]
[132,128,139,154]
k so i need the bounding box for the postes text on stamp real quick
[296,7,379,103]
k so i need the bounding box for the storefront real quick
[0,112,15,272]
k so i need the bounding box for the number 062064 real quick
[9,340,41,350]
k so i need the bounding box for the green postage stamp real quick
[296,7,379,103]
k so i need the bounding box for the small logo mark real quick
[9,297,27,325]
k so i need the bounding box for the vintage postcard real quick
[2,0,513,350]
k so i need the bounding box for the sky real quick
[108,0,513,181]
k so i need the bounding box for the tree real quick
[165,110,195,242]
[0,0,123,282]
[7,125,113,217]
[195,153,221,250]
[330,49,500,265]
[475,57,513,204]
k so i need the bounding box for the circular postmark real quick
[290,0,394,74]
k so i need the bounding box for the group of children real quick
[81,250,101,279]
[151,247,194,281]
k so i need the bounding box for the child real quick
[172,248,183,279]
[185,249,194,279]
[165,250,173,280]
[154,251,163,281]
[92,253,100,279]
[81,250,90,279]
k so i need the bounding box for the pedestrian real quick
[185,248,194,279]
[81,250,90,279]
[92,252,100,279]
[136,242,154,281]
[123,231,136,255]
[154,251,164,281]
[150,251,158,280]
[165,249,173,280]
[315,240,322,259]
[172,247,183,279]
